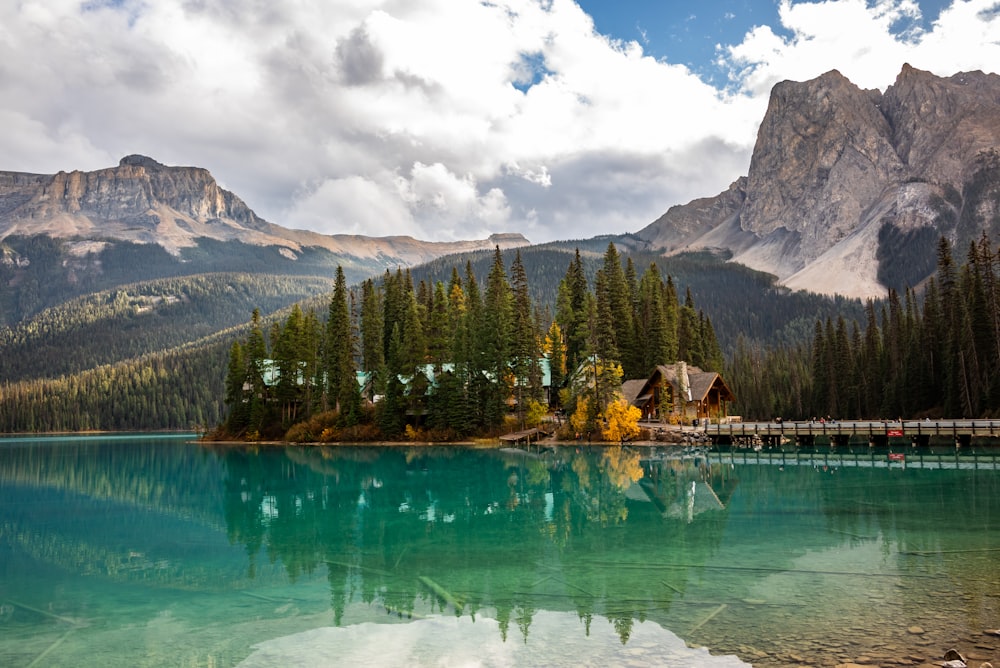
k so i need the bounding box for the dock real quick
[499,428,546,444]
[702,419,1000,448]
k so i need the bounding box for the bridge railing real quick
[703,419,1000,438]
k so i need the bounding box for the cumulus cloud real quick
[725,0,1000,94]
[0,1,997,243]
[286,174,417,238]
[336,25,385,86]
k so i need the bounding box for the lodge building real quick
[622,361,735,423]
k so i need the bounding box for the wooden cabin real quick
[623,361,735,423]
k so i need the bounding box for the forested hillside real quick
[727,235,1000,421]
[0,260,336,432]
[412,243,866,354]
[0,273,333,382]
[0,234,374,326]
[0,234,879,434]
[0,343,228,432]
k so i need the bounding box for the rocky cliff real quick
[637,65,1000,299]
[0,155,528,263]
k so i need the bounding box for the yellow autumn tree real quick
[601,397,642,443]
[524,398,547,428]
[569,394,592,436]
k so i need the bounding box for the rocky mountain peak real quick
[882,65,1000,183]
[739,68,902,278]
[0,156,530,273]
[119,154,167,170]
[637,65,1000,299]
[0,156,275,252]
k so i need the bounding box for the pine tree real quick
[324,268,348,408]
[663,275,680,361]
[601,243,637,377]
[224,340,248,432]
[544,320,566,408]
[676,288,700,366]
[400,290,427,374]
[245,308,269,436]
[323,267,360,425]
[480,247,514,430]
[272,304,304,425]
[636,263,671,375]
[701,315,725,372]
[858,300,883,417]
[810,319,828,417]
[510,250,543,423]
[359,278,385,398]
[556,249,590,379]
[833,315,852,419]
[427,281,450,370]
[299,307,322,417]
[936,237,961,415]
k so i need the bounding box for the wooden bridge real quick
[702,419,1000,448]
[705,449,1000,470]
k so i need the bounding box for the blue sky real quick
[579,0,955,82]
[0,1,997,243]
[580,0,786,78]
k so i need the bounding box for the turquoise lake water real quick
[1,434,998,667]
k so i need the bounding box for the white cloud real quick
[285,174,418,238]
[725,0,1000,94]
[0,1,997,244]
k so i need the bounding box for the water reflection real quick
[1,437,999,667]
[236,611,749,668]
[217,444,734,643]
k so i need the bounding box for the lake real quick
[1,434,998,667]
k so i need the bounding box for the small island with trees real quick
[213,243,726,444]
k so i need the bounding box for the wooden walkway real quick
[499,428,544,444]
[704,419,1000,439]
[701,419,1000,448]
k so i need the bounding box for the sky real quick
[1,1,998,244]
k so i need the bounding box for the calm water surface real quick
[1,434,998,667]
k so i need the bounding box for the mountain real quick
[637,65,1000,299]
[0,154,528,261]
[0,154,528,324]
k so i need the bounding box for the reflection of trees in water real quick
[0,437,234,586]
[222,445,733,645]
[0,437,224,526]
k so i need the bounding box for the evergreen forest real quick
[219,244,726,442]
[730,234,1000,421]
[7,232,1000,436]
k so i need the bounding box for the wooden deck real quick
[499,428,545,443]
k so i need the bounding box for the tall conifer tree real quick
[481,247,514,429]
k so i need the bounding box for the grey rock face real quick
[0,156,529,263]
[637,65,1000,298]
